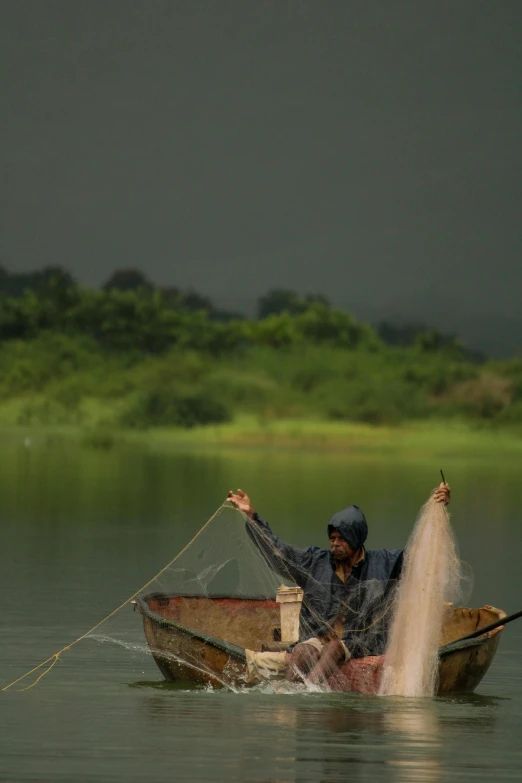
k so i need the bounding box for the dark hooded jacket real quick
[247,505,403,657]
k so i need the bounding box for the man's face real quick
[329,530,355,561]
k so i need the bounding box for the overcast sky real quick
[1,1,521,352]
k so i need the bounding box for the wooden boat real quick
[136,591,505,694]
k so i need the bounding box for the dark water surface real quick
[1,436,521,782]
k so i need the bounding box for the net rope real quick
[2,502,228,692]
[3,492,469,695]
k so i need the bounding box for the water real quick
[1,435,521,782]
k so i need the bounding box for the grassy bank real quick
[104,416,522,460]
[3,416,522,463]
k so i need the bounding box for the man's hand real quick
[433,482,451,505]
[227,488,255,519]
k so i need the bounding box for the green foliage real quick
[257,288,330,319]
[17,396,84,426]
[242,305,381,350]
[494,401,522,423]
[414,329,464,358]
[324,381,426,425]
[401,360,478,396]
[0,283,384,355]
[120,387,231,429]
[0,278,520,432]
[295,305,380,349]
[492,360,522,404]
[205,369,276,408]
[0,265,76,299]
[0,333,103,396]
[102,268,154,293]
[113,351,232,428]
[306,354,427,424]
[246,312,304,348]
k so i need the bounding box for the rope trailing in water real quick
[2,502,227,693]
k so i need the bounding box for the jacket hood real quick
[327,505,368,551]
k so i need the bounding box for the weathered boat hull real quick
[138,593,280,687]
[437,605,504,693]
[137,593,505,694]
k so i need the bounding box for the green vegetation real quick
[0,267,521,447]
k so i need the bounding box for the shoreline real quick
[2,416,522,461]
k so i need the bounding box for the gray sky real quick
[1,1,521,353]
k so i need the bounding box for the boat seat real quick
[260,641,289,653]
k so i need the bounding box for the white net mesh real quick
[133,502,404,691]
[379,496,464,697]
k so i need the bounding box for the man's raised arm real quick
[226,489,314,586]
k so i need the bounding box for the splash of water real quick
[88,633,244,692]
[379,496,462,697]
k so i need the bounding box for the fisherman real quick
[227,484,451,685]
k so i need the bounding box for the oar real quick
[439,608,522,657]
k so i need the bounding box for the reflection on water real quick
[131,683,503,783]
[1,439,521,782]
[385,702,441,783]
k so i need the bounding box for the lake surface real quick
[1,435,521,782]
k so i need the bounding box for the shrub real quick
[494,401,522,424]
[120,386,231,429]
[320,377,427,425]
[431,372,511,420]
[0,333,104,396]
[17,396,84,426]
[205,369,276,408]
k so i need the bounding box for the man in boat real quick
[227,483,450,685]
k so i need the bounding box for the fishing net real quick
[125,501,404,691]
[379,494,465,697]
[5,490,470,696]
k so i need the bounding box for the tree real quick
[378,320,427,347]
[0,265,77,298]
[102,268,154,292]
[181,289,215,313]
[171,288,243,322]
[415,329,463,356]
[304,293,330,308]
[257,289,330,320]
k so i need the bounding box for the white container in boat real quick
[276,585,304,643]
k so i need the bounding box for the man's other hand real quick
[433,482,451,505]
[227,488,255,518]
